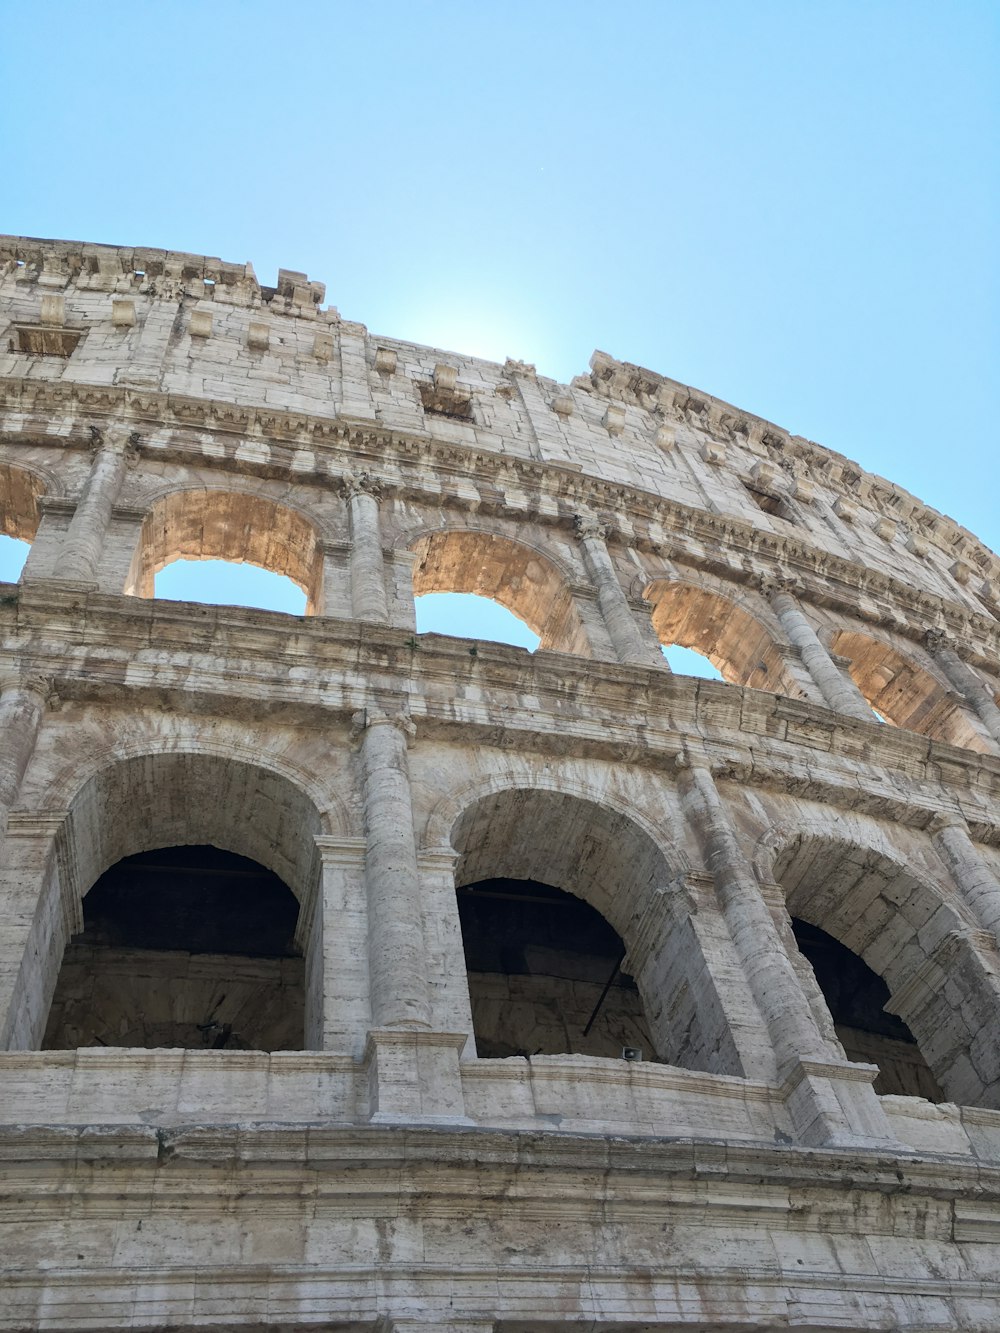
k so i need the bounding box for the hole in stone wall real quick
[791,918,943,1101]
[43,846,304,1052]
[154,559,308,615]
[744,484,797,523]
[415,592,540,651]
[458,878,653,1060]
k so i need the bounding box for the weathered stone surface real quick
[0,234,999,1329]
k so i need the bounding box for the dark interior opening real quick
[457,877,653,1060]
[792,917,943,1101]
[43,845,304,1052]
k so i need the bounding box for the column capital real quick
[89,422,141,463]
[341,470,384,501]
[924,626,949,651]
[351,705,416,740]
[573,510,612,542]
[313,834,366,865]
[0,669,58,706]
[928,810,969,837]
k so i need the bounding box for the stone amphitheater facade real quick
[1,234,1000,1331]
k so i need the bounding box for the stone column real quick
[931,813,1000,944]
[0,672,54,848]
[926,629,1000,745]
[763,580,873,721]
[354,707,430,1030]
[345,474,389,623]
[676,749,896,1148]
[574,513,662,667]
[53,425,138,584]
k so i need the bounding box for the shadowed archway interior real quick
[43,845,304,1051]
[449,787,747,1075]
[774,833,1000,1107]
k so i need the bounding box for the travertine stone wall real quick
[1,235,1000,1330]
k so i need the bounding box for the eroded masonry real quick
[2,235,1000,1331]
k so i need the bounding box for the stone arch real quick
[15,748,330,1051]
[770,829,1000,1107]
[644,578,803,695]
[0,459,50,544]
[124,486,325,613]
[37,733,350,845]
[442,781,745,1074]
[409,526,590,654]
[831,628,990,752]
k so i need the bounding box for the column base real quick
[780,1057,901,1150]
[365,1028,473,1125]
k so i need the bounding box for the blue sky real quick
[1,1,996,670]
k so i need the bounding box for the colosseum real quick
[1,233,999,1331]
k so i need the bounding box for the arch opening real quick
[448,787,742,1074]
[415,591,540,651]
[773,832,1000,1107]
[412,530,589,655]
[661,643,724,680]
[126,489,323,614]
[831,629,990,752]
[155,558,308,614]
[646,581,802,695]
[0,462,45,583]
[43,845,304,1052]
[458,877,649,1059]
[17,751,325,1053]
[791,917,942,1101]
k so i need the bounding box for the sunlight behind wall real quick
[415,592,540,651]
[662,643,725,681]
[0,534,29,583]
[154,560,308,615]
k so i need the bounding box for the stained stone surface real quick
[1,234,1000,1330]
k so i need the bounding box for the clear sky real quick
[1,0,996,653]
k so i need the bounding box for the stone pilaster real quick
[354,707,430,1031]
[676,750,896,1148]
[931,813,1000,945]
[418,846,476,1054]
[319,540,353,619]
[0,671,55,848]
[53,424,138,584]
[310,836,370,1055]
[574,513,662,667]
[345,474,389,623]
[764,580,873,720]
[925,629,1000,745]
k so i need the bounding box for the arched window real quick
[457,877,648,1059]
[645,581,804,696]
[412,530,589,655]
[126,489,322,614]
[831,629,991,752]
[0,462,45,582]
[15,752,324,1053]
[774,833,1000,1107]
[415,591,540,651]
[448,787,744,1075]
[44,845,303,1052]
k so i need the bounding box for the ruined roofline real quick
[1,232,993,569]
